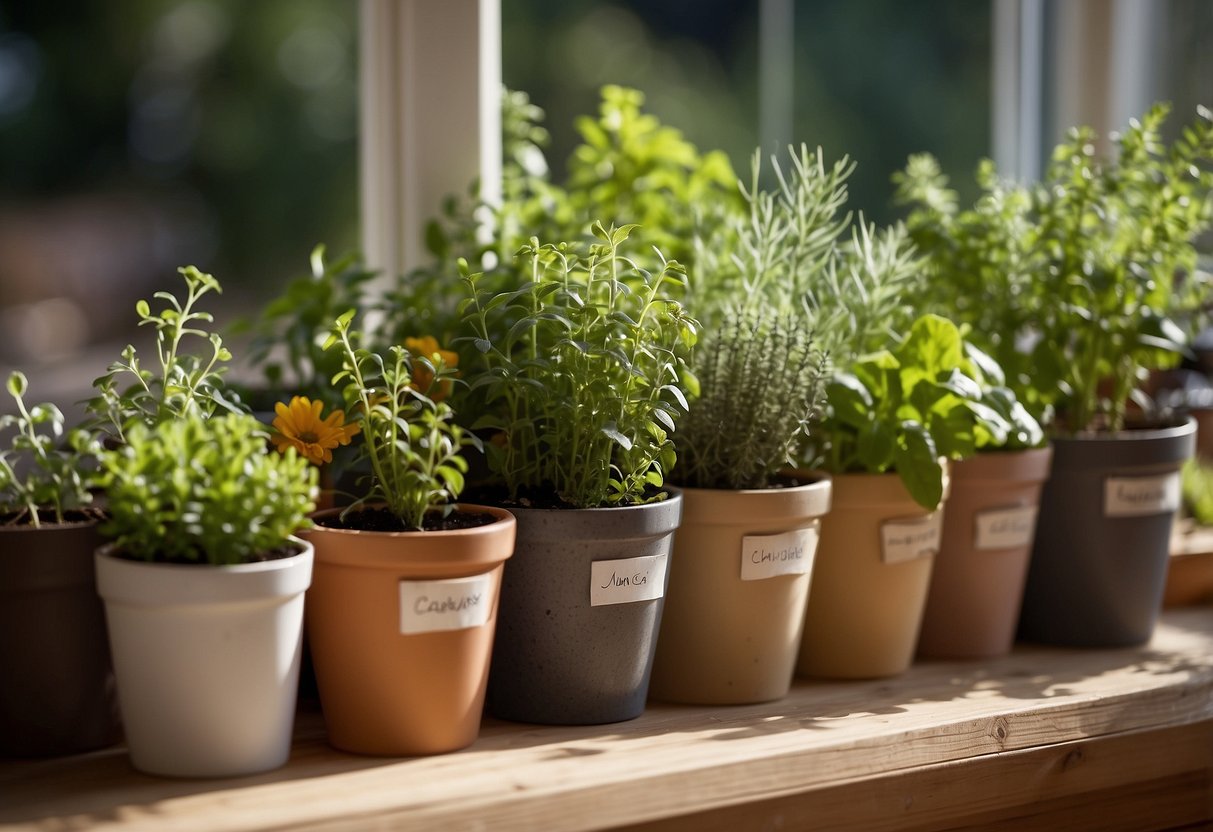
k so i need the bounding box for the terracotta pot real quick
[1019,418,1195,647]
[96,540,312,777]
[917,447,1053,659]
[797,467,949,679]
[301,505,515,756]
[486,493,682,725]
[649,475,832,705]
[0,518,120,757]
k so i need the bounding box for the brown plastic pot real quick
[649,474,832,705]
[797,467,948,680]
[0,517,120,757]
[917,447,1053,660]
[300,505,515,756]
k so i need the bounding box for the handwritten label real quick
[399,574,494,635]
[974,505,1038,550]
[740,524,820,581]
[589,554,667,607]
[1104,473,1181,518]
[881,512,943,564]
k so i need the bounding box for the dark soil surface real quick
[316,506,498,532]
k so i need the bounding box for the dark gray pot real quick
[486,493,682,725]
[0,518,121,757]
[1018,418,1195,647]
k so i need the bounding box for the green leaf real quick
[600,422,634,451]
[892,422,942,510]
[856,420,894,471]
[6,371,27,398]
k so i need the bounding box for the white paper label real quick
[1104,473,1181,518]
[590,554,667,607]
[399,574,494,635]
[740,524,820,581]
[881,512,943,564]
[974,505,1039,550]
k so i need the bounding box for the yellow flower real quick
[404,335,459,401]
[271,396,360,465]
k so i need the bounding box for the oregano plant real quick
[460,222,698,508]
[897,103,1213,434]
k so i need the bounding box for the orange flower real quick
[404,335,459,401]
[271,396,360,465]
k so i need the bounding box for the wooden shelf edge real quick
[1,608,1211,832]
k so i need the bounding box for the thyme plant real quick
[672,309,828,490]
[460,222,698,508]
[0,372,102,527]
[326,312,478,530]
[99,412,317,565]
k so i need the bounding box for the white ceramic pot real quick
[95,540,313,778]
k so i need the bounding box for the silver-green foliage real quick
[88,266,241,441]
[461,223,698,508]
[327,312,477,531]
[100,412,317,565]
[672,309,828,490]
[0,371,102,527]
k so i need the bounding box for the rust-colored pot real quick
[300,505,515,756]
[917,447,1052,659]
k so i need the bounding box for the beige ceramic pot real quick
[301,505,515,756]
[917,447,1052,659]
[649,474,832,705]
[797,467,948,679]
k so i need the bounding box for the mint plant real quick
[88,266,242,441]
[99,412,316,565]
[460,222,698,508]
[809,315,1041,509]
[897,103,1213,434]
[0,372,102,527]
[325,311,478,530]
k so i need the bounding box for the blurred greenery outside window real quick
[0,0,1207,375]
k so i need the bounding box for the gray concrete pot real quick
[486,492,682,725]
[0,518,120,757]
[1018,418,1195,647]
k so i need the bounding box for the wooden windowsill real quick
[3,608,1212,832]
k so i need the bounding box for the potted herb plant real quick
[85,269,317,777]
[648,309,832,706]
[0,372,118,758]
[798,314,1028,679]
[647,147,847,706]
[95,410,316,778]
[897,104,1213,647]
[297,311,516,756]
[459,222,695,725]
